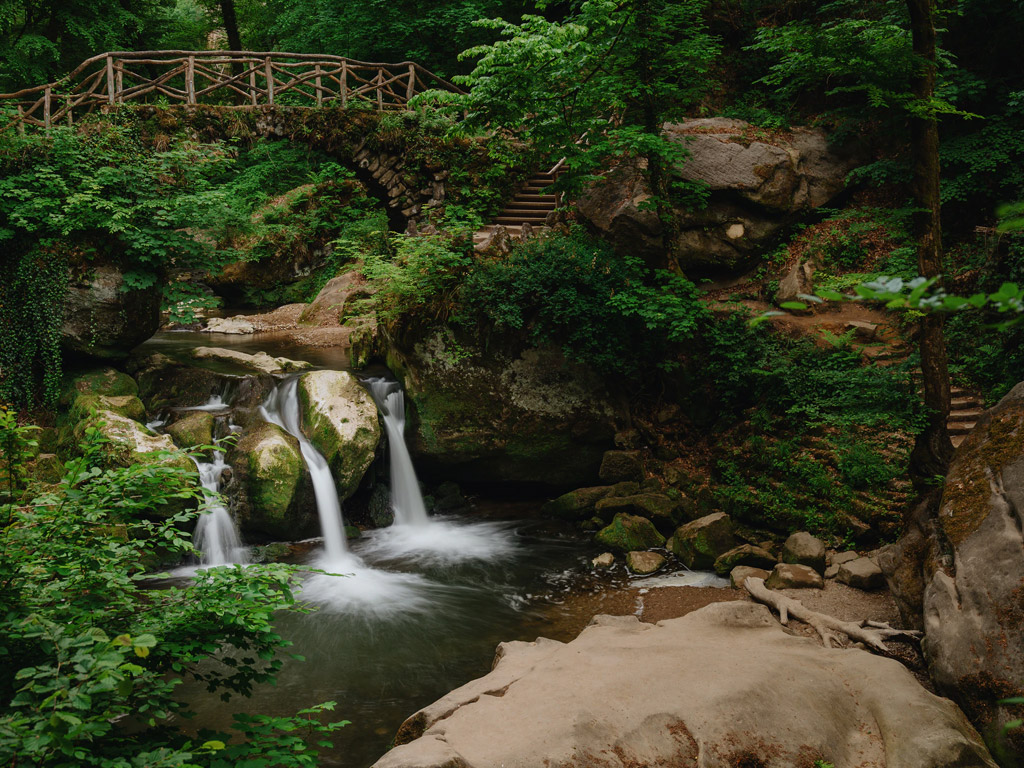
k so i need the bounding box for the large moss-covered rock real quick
[595,513,665,552]
[62,263,162,359]
[165,411,215,448]
[71,409,195,476]
[228,422,316,540]
[540,485,614,521]
[594,493,680,533]
[380,326,620,488]
[881,381,1024,760]
[297,370,380,500]
[62,367,139,402]
[669,512,736,570]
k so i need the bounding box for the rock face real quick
[882,382,1024,758]
[380,326,619,488]
[62,263,162,359]
[228,422,316,540]
[374,603,996,768]
[297,370,381,501]
[576,118,857,275]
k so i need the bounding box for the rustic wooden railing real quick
[0,50,466,131]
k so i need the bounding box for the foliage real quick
[0,416,347,767]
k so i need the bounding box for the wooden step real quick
[951,434,966,448]
[948,409,984,422]
[502,201,556,210]
[950,396,982,408]
[948,422,976,435]
[517,193,556,201]
[494,216,548,225]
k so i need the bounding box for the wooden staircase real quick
[948,387,984,448]
[474,169,559,247]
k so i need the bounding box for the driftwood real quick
[0,50,465,132]
[743,576,921,654]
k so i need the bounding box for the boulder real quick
[765,563,824,590]
[70,410,194,477]
[625,550,666,575]
[228,422,316,540]
[781,531,827,574]
[598,450,644,483]
[713,544,776,575]
[298,271,369,326]
[63,393,146,436]
[165,411,215,449]
[594,492,679,532]
[541,486,614,521]
[730,565,770,589]
[576,118,858,276]
[204,317,255,334]
[62,367,138,401]
[379,326,619,488]
[668,512,735,570]
[837,556,886,590]
[297,370,381,500]
[880,382,1024,756]
[825,550,860,579]
[192,346,312,375]
[375,603,996,768]
[62,263,161,359]
[594,513,665,553]
[592,552,615,569]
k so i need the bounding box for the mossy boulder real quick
[58,392,148,450]
[594,493,680,533]
[297,370,380,500]
[669,513,736,570]
[26,453,64,484]
[595,513,665,553]
[541,485,614,521]
[714,544,777,576]
[379,326,620,488]
[626,550,666,575]
[62,367,138,403]
[62,263,162,359]
[165,411,215,448]
[229,422,316,541]
[598,451,644,483]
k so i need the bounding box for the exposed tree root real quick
[743,577,922,654]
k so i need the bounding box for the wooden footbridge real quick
[0,50,465,131]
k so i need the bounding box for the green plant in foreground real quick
[0,416,346,767]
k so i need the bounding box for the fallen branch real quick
[743,577,922,653]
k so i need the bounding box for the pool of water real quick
[180,502,604,767]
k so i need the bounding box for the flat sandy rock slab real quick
[192,346,311,374]
[373,602,995,768]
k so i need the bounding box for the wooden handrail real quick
[0,50,466,131]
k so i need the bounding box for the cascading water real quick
[259,376,348,561]
[363,378,429,526]
[192,450,249,566]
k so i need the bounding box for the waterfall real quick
[192,450,248,566]
[364,378,430,526]
[260,376,349,561]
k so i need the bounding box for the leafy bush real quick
[0,414,346,766]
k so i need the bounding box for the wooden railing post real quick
[376,69,384,110]
[43,87,51,129]
[66,95,73,126]
[265,57,274,105]
[115,60,123,102]
[186,55,196,104]
[340,61,348,107]
[16,105,25,135]
[248,63,257,105]
[315,63,323,106]
[105,55,115,105]
[406,63,416,103]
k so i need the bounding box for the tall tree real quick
[906,0,954,486]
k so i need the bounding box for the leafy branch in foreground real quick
[0,417,346,767]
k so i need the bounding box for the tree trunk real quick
[906,0,954,488]
[219,0,245,87]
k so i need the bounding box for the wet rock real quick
[541,486,614,521]
[730,565,770,589]
[432,481,471,514]
[782,531,826,574]
[63,393,147,439]
[367,483,394,528]
[668,512,736,570]
[376,603,996,768]
[297,370,381,501]
[598,450,644,483]
[595,513,665,553]
[63,263,161,359]
[837,557,886,590]
[69,410,195,482]
[62,367,138,401]
[229,422,316,540]
[165,411,215,449]
[714,544,776,576]
[379,326,619,488]
[765,563,823,590]
[592,552,615,569]
[193,346,311,374]
[594,493,679,533]
[626,551,666,575]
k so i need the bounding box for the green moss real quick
[594,513,666,553]
[62,368,138,404]
[246,434,304,522]
[165,411,215,449]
